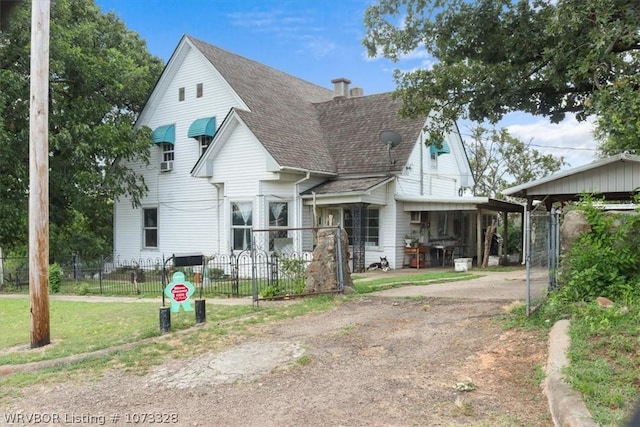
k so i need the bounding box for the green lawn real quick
[0,299,256,365]
[352,271,481,293]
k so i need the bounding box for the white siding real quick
[114,45,246,260]
[396,126,471,200]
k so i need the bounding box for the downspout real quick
[294,172,311,251]
[420,132,424,196]
[213,183,224,254]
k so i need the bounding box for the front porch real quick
[398,196,525,270]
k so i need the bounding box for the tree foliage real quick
[363,0,640,150]
[466,125,565,198]
[0,0,163,256]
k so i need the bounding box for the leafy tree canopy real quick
[465,125,565,198]
[0,0,163,255]
[363,0,640,153]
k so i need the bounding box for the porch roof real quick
[301,176,394,197]
[396,195,524,213]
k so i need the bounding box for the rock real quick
[560,210,591,253]
[304,228,353,294]
[596,296,614,308]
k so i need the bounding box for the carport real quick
[503,152,640,313]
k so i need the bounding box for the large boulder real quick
[560,210,591,253]
[305,228,354,294]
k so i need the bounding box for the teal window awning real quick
[151,124,175,145]
[429,139,451,156]
[188,117,216,138]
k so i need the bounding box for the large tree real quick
[363,0,640,152]
[466,125,565,198]
[0,0,163,257]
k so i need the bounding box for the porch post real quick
[349,203,369,273]
[502,210,508,264]
[476,208,482,266]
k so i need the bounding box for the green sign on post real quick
[164,271,195,312]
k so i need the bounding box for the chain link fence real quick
[525,205,560,315]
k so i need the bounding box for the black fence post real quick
[99,255,104,294]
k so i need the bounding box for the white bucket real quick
[454,258,472,272]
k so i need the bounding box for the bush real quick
[49,263,62,293]
[76,283,90,295]
[556,196,640,304]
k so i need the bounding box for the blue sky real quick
[96,0,599,170]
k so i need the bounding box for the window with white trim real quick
[143,208,158,248]
[161,143,174,162]
[231,202,253,250]
[268,201,288,251]
[196,135,213,155]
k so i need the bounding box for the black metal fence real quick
[0,251,314,299]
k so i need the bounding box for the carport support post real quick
[476,208,483,266]
[501,211,508,264]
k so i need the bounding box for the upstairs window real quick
[162,143,174,162]
[197,135,213,155]
[196,83,203,98]
[178,87,185,101]
[188,117,216,155]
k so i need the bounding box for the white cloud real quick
[503,114,599,169]
[300,35,337,58]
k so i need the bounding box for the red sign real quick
[171,283,189,302]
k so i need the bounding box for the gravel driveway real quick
[2,270,552,426]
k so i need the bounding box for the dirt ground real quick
[2,290,552,426]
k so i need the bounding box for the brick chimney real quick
[350,87,363,97]
[331,77,351,99]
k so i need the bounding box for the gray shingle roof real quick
[314,93,425,175]
[301,176,393,196]
[188,36,426,176]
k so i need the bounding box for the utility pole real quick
[29,0,51,348]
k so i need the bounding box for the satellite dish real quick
[379,130,402,166]
[379,130,402,148]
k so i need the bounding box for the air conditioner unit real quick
[160,161,173,172]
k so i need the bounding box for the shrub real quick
[556,196,640,304]
[49,263,62,293]
[76,283,90,295]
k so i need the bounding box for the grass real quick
[507,299,640,427]
[565,303,640,427]
[352,271,481,293]
[0,299,257,365]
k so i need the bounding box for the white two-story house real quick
[114,35,521,271]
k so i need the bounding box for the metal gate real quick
[246,225,347,302]
[525,205,561,315]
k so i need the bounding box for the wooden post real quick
[29,0,51,348]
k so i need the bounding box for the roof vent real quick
[331,77,351,99]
